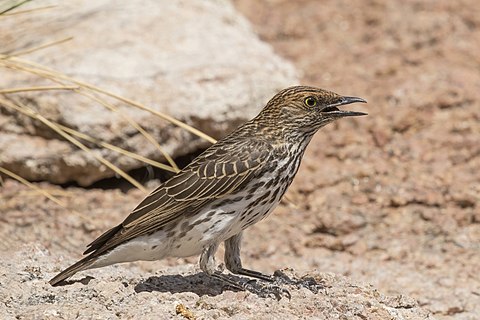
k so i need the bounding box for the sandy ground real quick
[1,0,480,319]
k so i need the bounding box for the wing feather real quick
[84,139,273,256]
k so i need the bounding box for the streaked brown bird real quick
[50,86,366,295]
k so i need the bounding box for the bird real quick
[49,86,367,293]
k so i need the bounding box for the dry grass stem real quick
[0,4,56,16]
[19,189,74,197]
[0,85,78,94]
[0,166,66,207]
[0,97,147,193]
[0,0,32,15]
[0,166,91,222]
[57,123,177,173]
[5,37,73,57]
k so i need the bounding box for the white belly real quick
[89,206,243,268]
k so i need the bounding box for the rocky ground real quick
[1,243,430,319]
[2,0,480,319]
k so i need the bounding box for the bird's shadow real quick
[134,272,244,296]
[50,273,240,297]
[53,270,323,299]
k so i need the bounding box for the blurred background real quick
[1,0,479,319]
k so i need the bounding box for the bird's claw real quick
[244,279,291,300]
[295,276,324,294]
[272,270,325,294]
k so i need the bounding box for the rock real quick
[0,244,433,320]
[0,0,297,186]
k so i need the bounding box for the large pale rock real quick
[0,0,298,185]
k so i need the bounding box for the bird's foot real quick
[211,271,290,300]
[211,269,323,299]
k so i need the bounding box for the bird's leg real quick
[199,242,253,292]
[224,233,291,299]
[199,242,220,276]
[224,232,273,281]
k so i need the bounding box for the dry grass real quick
[0,2,216,210]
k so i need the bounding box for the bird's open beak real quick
[321,96,368,118]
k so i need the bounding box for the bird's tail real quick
[49,254,97,286]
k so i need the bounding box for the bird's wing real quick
[84,139,273,256]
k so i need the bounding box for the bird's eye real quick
[304,96,317,107]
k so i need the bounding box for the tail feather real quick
[49,254,97,286]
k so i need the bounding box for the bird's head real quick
[257,86,367,137]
